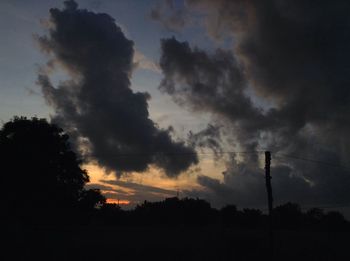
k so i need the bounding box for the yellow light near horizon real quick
[82,155,226,205]
[106,198,130,205]
[82,163,115,184]
[83,153,225,185]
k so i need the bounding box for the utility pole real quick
[265,151,274,259]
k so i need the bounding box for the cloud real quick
[149,0,189,32]
[159,37,265,156]
[100,179,177,205]
[156,1,350,207]
[133,50,161,73]
[36,0,198,178]
[85,183,125,194]
[190,164,313,208]
[188,124,223,159]
[101,179,177,196]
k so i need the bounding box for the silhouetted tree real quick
[322,211,347,231]
[79,189,106,210]
[0,116,105,224]
[305,208,324,229]
[92,203,125,225]
[133,197,214,226]
[239,208,263,228]
[220,205,238,227]
[273,202,303,229]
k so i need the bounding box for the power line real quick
[108,150,264,157]
[275,153,350,172]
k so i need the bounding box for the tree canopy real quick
[0,117,105,222]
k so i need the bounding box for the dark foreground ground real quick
[3,225,350,261]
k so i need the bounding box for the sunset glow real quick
[106,198,130,205]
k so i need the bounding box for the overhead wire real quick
[108,150,265,157]
[274,153,350,172]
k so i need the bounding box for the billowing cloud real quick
[156,1,350,207]
[36,0,198,177]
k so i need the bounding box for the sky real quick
[1,0,350,216]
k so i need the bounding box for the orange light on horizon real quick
[106,198,130,205]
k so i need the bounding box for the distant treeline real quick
[87,197,349,231]
[5,193,349,232]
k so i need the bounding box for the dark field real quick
[4,225,350,261]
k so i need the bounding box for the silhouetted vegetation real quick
[88,198,349,232]
[0,117,105,225]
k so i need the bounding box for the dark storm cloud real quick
[159,37,266,154]
[36,0,198,177]
[188,124,222,157]
[156,1,350,207]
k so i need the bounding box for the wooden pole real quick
[265,151,274,258]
